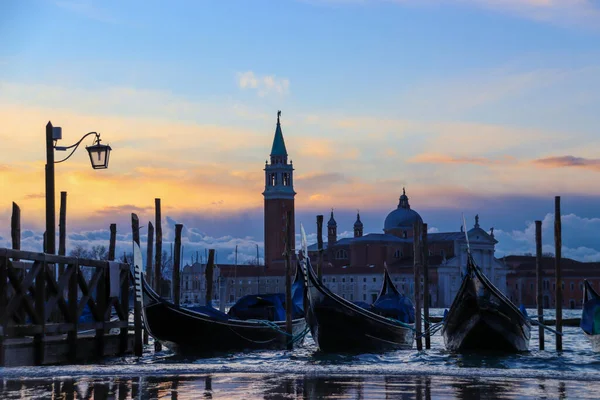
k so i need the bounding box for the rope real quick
[288,326,310,346]
[386,317,417,331]
[246,319,294,337]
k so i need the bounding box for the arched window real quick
[336,249,348,259]
[403,231,407,238]
[394,249,402,258]
[270,173,276,186]
[283,173,290,186]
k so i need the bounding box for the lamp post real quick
[45,121,112,254]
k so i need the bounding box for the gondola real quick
[581,280,600,351]
[441,253,531,352]
[300,256,415,353]
[131,243,307,354]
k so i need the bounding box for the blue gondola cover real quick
[581,298,600,335]
[227,279,304,321]
[371,294,415,324]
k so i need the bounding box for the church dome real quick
[383,188,422,233]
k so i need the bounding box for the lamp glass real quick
[86,144,112,169]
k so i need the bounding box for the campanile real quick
[263,111,296,269]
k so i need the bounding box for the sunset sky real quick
[1,0,600,264]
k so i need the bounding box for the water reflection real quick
[0,374,596,399]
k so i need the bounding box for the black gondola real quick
[581,280,600,351]
[131,244,307,354]
[441,254,531,352]
[301,257,415,353]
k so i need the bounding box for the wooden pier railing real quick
[0,248,139,366]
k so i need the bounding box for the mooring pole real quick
[173,224,183,306]
[154,198,161,352]
[206,249,215,307]
[535,220,545,350]
[317,215,324,282]
[11,202,20,255]
[413,221,423,351]
[131,213,143,357]
[45,121,56,256]
[108,224,116,261]
[146,222,154,289]
[285,211,293,350]
[422,223,430,350]
[58,192,67,276]
[554,196,563,351]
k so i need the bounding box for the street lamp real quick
[45,121,112,254]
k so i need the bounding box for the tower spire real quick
[270,110,288,161]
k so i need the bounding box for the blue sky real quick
[1,0,600,263]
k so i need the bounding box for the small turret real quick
[354,211,363,238]
[328,209,337,246]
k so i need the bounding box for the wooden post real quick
[154,199,163,352]
[316,215,324,282]
[285,211,293,350]
[132,213,143,357]
[58,192,67,277]
[0,255,7,366]
[554,196,563,351]
[205,249,215,307]
[11,202,20,252]
[173,224,183,306]
[535,220,544,350]
[67,262,79,362]
[413,222,422,351]
[146,222,154,289]
[119,264,130,355]
[422,223,430,350]
[34,259,47,365]
[108,224,117,261]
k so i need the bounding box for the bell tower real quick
[263,111,296,269]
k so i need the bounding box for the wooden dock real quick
[0,248,142,367]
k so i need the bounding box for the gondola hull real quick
[442,266,531,352]
[581,280,600,352]
[141,279,307,354]
[302,262,414,353]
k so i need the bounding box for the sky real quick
[1,0,600,264]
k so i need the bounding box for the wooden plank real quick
[34,258,46,365]
[77,268,102,321]
[44,265,72,321]
[5,260,41,324]
[67,262,78,362]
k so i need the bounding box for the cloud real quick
[237,71,290,97]
[494,212,600,262]
[533,156,600,171]
[23,193,45,200]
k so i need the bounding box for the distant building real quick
[504,256,600,309]
[307,194,508,307]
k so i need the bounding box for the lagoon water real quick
[1,309,598,399]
